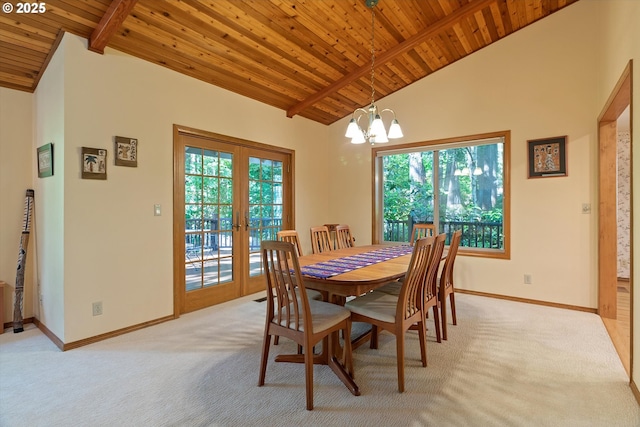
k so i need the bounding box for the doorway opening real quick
[598,61,633,378]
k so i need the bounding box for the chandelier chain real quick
[370,7,376,105]
[345,0,403,145]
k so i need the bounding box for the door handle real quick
[233,211,240,231]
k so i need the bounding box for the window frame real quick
[372,130,511,260]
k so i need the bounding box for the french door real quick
[173,125,293,314]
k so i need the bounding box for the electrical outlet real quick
[582,203,591,214]
[92,301,103,316]
[524,274,533,284]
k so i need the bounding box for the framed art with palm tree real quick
[82,147,107,180]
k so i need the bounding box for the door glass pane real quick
[185,147,202,174]
[185,147,234,291]
[248,156,283,277]
[203,149,218,175]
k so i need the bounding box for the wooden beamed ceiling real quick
[0,0,579,125]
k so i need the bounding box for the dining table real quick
[274,244,415,396]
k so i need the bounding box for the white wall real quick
[42,34,330,342]
[328,1,599,308]
[33,39,66,339]
[0,88,34,327]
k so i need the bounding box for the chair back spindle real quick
[410,224,436,246]
[335,224,355,249]
[310,226,333,254]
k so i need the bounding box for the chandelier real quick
[345,0,403,145]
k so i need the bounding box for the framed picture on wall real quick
[527,135,567,178]
[82,147,107,180]
[114,136,138,167]
[37,143,54,178]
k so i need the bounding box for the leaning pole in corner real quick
[13,189,34,333]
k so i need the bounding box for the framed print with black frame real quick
[37,143,54,178]
[527,136,567,178]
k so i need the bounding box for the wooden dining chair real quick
[410,223,436,245]
[276,229,303,257]
[439,230,462,340]
[310,226,333,254]
[335,224,355,249]
[344,237,434,393]
[376,233,446,344]
[258,240,353,410]
[275,229,323,349]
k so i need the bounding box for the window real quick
[373,131,510,259]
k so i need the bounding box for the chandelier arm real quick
[353,108,369,133]
[379,108,397,119]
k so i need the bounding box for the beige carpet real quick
[1,293,639,426]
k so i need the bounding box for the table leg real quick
[274,334,360,396]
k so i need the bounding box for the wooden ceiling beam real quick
[89,0,138,54]
[32,29,65,90]
[286,0,495,119]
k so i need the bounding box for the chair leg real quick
[343,321,354,377]
[417,320,428,367]
[450,292,457,325]
[432,305,441,343]
[370,325,379,349]
[304,341,315,410]
[258,332,271,386]
[441,297,448,341]
[396,332,405,393]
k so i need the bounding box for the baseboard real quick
[32,315,176,351]
[33,317,64,350]
[456,289,598,314]
[631,380,640,405]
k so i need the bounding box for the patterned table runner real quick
[300,245,413,279]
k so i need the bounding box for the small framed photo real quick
[82,147,107,180]
[114,136,138,167]
[527,136,567,178]
[37,143,54,178]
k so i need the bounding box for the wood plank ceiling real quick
[0,0,579,125]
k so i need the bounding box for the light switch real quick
[154,204,161,216]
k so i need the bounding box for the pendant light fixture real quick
[345,0,403,145]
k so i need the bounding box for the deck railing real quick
[185,217,283,252]
[385,219,503,249]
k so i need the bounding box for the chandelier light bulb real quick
[345,118,360,138]
[351,131,366,144]
[388,119,403,138]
